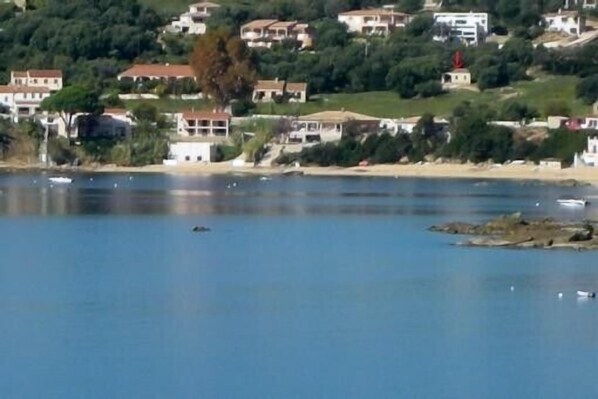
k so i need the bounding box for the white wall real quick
[169,142,216,163]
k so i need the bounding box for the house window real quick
[54,79,58,84]
[185,156,190,161]
[33,79,38,84]
[44,79,48,84]
[196,156,202,161]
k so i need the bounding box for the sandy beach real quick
[3,161,596,184]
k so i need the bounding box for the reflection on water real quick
[0,171,597,219]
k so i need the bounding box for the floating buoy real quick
[114,183,118,188]
[232,182,237,187]
[535,202,540,207]
[558,292,563,299]
[510,286,515,292]
[89,177,94,181]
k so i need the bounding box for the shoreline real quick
[1,162,598,184]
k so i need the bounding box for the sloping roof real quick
[27,69,62,78]
[104,108,128,115]
[543,11,579,18]
[181,111,230,121]
[299,110,379,123]
[339,8,408,17]
[10,71,27,78]
[269,21,298,29]
[255,80,285,91]
[191,1,220,8]
[286,82,307,92]
[241,19,278,30]
[118,64,194,78]
[0,85,51,93]
[448,68,471,74]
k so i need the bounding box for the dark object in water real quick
[192,226,211,233]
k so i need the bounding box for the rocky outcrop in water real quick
[429,213,598,250]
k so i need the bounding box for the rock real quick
[430,214,598,250]
[192,226,211,233]
[429,222,478,235]
[568,228,593,242]
[282,170,304,176]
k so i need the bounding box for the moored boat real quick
[557,199,588,207]
[577,290,596,298]
[49,177,73,184]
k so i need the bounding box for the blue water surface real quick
[0,171,597,398]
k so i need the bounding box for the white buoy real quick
[232,182,237,187]
[114,183,118,188]
[535,202,540,207]
[510,286,515,292]
[33,180,37,184]
[558,292,563,299]
[90,177,94,181]
[129,176,133,180]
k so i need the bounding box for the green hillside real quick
[124,75,591,118]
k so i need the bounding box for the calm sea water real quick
[0,171,598,398]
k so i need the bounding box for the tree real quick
[190,29,256,110]
[543,101,571,117]
[576,74,598,105]
[397,0,423,13]
[499,102,539,122]
[41,86,103,140]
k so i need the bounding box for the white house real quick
[441,68,472,88]
[0,85,51,121]
[288,110,380,143]
[73,108,135,139]
[565,0,597,9]
[252,80,308,103]
[575,136,598,167]
[338,9,411,36]
[168,1,220,35]
[380,116,449,135]
[593,101,598,115]
[10,70,63,92]
[433,12,489,46]
[543,11,585,36]
[240,19,312,49]
[166,142,216,164]
[117,64,195,82]
[175,111,230,138]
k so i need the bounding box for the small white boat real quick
[577,290,596,298]
[49,177,73,184]
[557,199,588,207]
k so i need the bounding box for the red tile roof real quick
[182,111,230,121]
[27,69,63,78]
[286,82,307,92]
[0,85,51,93]
[119,64,195,79]
[255,80,285,91]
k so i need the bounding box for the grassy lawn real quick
[122,75,592,118]
[123,98,210,113]
[256,75,592,118]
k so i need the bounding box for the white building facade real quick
[338,9,411,36]
[10,70,63,92]
[0,86,51,121]
[240,20,312,49]
[576,137,598,167]
[543,11,585,36]
[433,12,489,45]
[168,2,220,35]
[166,142,216,164]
